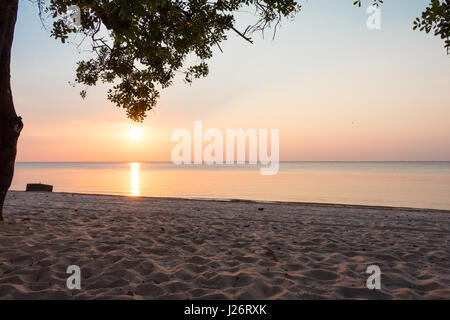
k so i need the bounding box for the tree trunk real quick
[0,0,22,221]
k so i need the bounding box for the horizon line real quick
[15,160,450,163]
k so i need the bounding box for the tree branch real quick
[231,26,253,44]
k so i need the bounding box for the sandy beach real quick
[0,191,449,300]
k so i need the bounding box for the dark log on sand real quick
[26,183,53,192]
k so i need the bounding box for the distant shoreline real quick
[7,190,450,214]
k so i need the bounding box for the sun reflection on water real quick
[130,162,140,196]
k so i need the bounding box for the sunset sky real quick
[12,0,450,162]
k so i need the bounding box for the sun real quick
[129,127,143,140]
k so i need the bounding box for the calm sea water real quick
[10,162,450,210]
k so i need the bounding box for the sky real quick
[11,0,450,162]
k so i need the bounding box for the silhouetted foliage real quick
[35,0,449,122]
[37,0,300,122]
[413,0,450,54]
